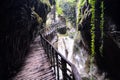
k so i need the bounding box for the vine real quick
[56,0,63,15]
[99,1,104,56]
[90,0,95,57]
[76,0,86,26]
[89,0,96,79]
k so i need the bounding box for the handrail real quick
[39,27,81,80]
[41,23,66,36]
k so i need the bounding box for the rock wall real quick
[104,0,120,30]
[0,0,50,79]
[78,0,120,79]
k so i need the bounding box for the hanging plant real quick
[56,0,63,15]
[76,0,86,25]
[99,1,104,56]
[89,0,96,79]
[90,0,96,57]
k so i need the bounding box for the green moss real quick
[31,7,43,24]
[66,0,76,3]
[89,0,96,78]
[76,0,81,25]
[99,1,104,56]
[40,0,51,6]
[89,0,96,57]
[77,0,89,30]
[77,0,86,22]
[56,1,63,15]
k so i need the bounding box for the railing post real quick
[47,44,50,58]
[55,52,59,80]
[53,49,56,74]
[51,47,54,67]
[44,40,46,53]
[61,58,67,80]
[49,46,52,65]
[40,27,81,80]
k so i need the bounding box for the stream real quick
[53,28,107,80]
[46,9,107,79]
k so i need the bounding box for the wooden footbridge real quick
[14,25,81,80]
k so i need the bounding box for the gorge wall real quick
[78,0,120,80]
[0,0,51,79]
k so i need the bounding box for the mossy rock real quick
[82,77,89,80]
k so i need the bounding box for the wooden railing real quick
[39,28,81,80]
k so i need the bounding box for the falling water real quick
[46,8,106,79]
[55,28,106,80]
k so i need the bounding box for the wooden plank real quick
[13,36,56,80]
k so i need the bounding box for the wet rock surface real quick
[0,0,50,79]
[78,0,120,80]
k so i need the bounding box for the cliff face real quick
[104,0,120,30]
[0,0,50,79]
[101,0,120,79]
[78,0,120,79]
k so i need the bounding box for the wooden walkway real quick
[14,36,56,80]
